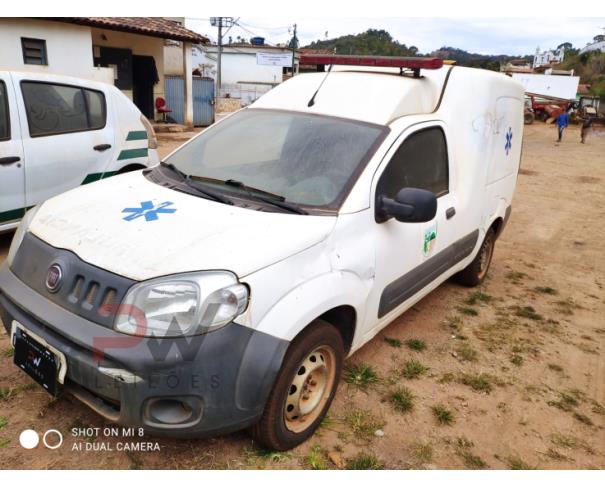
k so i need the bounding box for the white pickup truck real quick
[0,71,159,233]
[0,56,523,450]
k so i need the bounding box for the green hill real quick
[304,29,418,57]
[303,30,532,72]
[556,50,605,98]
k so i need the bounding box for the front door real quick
[14,75,116,207]
[132,55,158,119]
[0,74,26,227]
[363,122,460,338]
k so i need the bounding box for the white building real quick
[580,35,605,55]
[0,17,208,125]
[166,40,299,106]
[533,46,565,68]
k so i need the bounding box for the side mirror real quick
[376,187,437,223]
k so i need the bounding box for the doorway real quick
[132,55,158,120]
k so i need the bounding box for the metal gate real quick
[164,76,215,126]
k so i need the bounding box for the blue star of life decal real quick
[122,201,177,222]
[504,127,513,155]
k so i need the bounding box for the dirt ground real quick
[0,122,603,469]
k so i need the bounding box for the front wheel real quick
[454,228,496,287]
[250,320,344,451]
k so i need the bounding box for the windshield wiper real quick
[223,179,308,215]
[160,163,233,205]
[160,161,188,179]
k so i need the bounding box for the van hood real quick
[29,172,336,281]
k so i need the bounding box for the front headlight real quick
[114,272,249,337]
[7,206,40,267]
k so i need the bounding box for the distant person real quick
[556,111,569,142]
[580,116,593,144]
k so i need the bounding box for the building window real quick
[21,38,48,65]
[21,81,106,137]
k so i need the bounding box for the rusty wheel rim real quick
[478,235,494,280]
[284,345,336,433]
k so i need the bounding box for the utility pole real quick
[210,17,235,97]
[290,23,297,77]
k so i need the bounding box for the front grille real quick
[10,233,136,328]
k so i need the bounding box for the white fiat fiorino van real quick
[0,56,523,451]
[0,71,159,233]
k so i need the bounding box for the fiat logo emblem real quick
[46,264,63,293]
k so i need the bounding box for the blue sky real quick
[186,18,605,56]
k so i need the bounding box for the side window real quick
[0,81,9,141]
[21,82,106,137]
[376,127,449,199]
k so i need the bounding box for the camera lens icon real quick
[19,429,63,449]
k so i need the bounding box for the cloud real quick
[187,17,605,56]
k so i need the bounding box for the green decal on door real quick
[126,131,148,141]
[117,148,148,161]
[81,171,117,185]
[0,208,26,224]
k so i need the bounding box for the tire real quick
[250,320,344,451]
[454,228,496,287]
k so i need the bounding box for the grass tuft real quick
[457,306,479,316]
[343,409,385,441]
[534,286,558,295]
[390,387,414,413]
[456,343,478,362]
[459,373,493,393]
[401,359,428,379]
[305,445,327,470]
[405,338,426,352]
[573,412,593,426]
[410,442,433,463]
[345,453,384,470]
[465,291,492,305]
[343,363,379,390]
[506,271,528,283]
[384,337,402,348]
[507,456,536,470]
[513,305,543,321]
[510,354,524,366]
[458,450,487,469]
[548,392,579,412]
[431,404,454,425]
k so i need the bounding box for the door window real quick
[376,127,449,200]
[0,81,9,141]
[21,81,106,137]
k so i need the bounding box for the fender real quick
[239,270,371,344]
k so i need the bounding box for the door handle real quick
[0,156,21,166]
[446,207,456,219]
[93,144,112,152]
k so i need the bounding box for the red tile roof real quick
[51,17,208,44]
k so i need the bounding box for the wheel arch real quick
[116,163,147,174]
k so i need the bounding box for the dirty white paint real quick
[24,65,523,350]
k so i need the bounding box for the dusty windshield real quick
[165,109,385,208]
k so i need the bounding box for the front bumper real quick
[0,264,288,437]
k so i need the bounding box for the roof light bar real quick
[299,54,444,71]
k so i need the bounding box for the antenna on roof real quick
[307,63,333,107]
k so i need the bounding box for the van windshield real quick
[165,109,385,208]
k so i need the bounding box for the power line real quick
[237,20,292,32]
